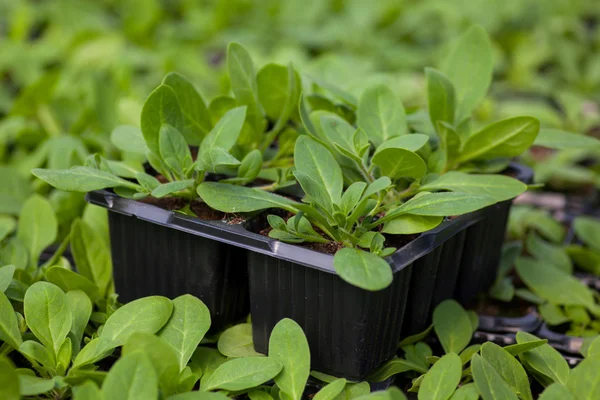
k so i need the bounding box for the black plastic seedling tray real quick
[535,323,586,355]
[476,310,542,334]
[86,163,532,380]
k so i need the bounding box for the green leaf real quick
[20,341,55,373]
[190,347,227,388]
[71,219,112,297]
[72,381,103,400]
[489,278,515,302]
[321,114,361,161]
[0,291,22,349]
[418,172,527,202]
[534,129,600,150]
[228,43,263,136]
[426,68,456,129]
[24,282,71,358]
[516,332,569,385]
[257,63,300,126]
[471,354,519,400]
[204,357,283,391]
[357,85,407,147]
[338,381,371,400]
[0,217,16,243]
[540,304,570,328]
[66,290,92,355]
[503,340,548,357]
[368,358,427,382]
[268,319,310,400]
[515,257,596,310]
[197,147,241,173]
[433,300,472,354]
[249,390,275,400]
[449,383,479,400]
[376,134,429,154]
[141,84,184,156]
[102,352,158,400]
[480,342,532,400]
[19,375,55,396]
[151,180,195,198]
[573,217,600,252]
[159,294,211,372]
[238,149,263,181]
[0,167,33,215]
[538,383,575,400]
[169,392,230,400]
[399,325,433,347]
[441,25,493,121]
[100,296,173,347]
[72,337,113,368]
[17,195,57,266]
[418,353,461,400]
[217,323,262,358]
[387,192,494,218]
[163,72,212,143]
[111,125,149,155]
[32,166,141,192]
[198,182,298,213]
[340,182,367,215]
[314,378,347,400]
[333,248,392,291]
[123,332,180,396]
[585,336,600,358]
[0,356,19,400]
[458,117,540,164]
[295,136,343,207]
[45,266,100,301]
[0,265,16,293]
[565,245,600,275]
[159,124,192,176]
[371,148,427,179]
[382,215,443,235]
[525,233,572,274]
[567,357,600,399]
[200,106,247,154]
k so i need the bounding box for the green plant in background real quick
[496,208,600,339]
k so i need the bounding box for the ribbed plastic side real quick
[454,201,512,304]
[477,312,541,334]
[108,212,249,331]
[401,230,467,336]
[248,251,412,381]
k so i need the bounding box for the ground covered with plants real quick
[1,0,600,399]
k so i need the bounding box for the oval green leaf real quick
[459,117,540,163]
[159,294,211,371]
[418,172,527,202]
[204,357,283,391]
[102,351,158,400]
[24,282,71,357]
[333,248,393,291]
[433,300,472,354]
[268,318,310,400]
[418,353,461,400]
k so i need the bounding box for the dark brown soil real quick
[140,196,187,210]
[303,241,345,255]
[190,201,225,220]
[139,196,226,221]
